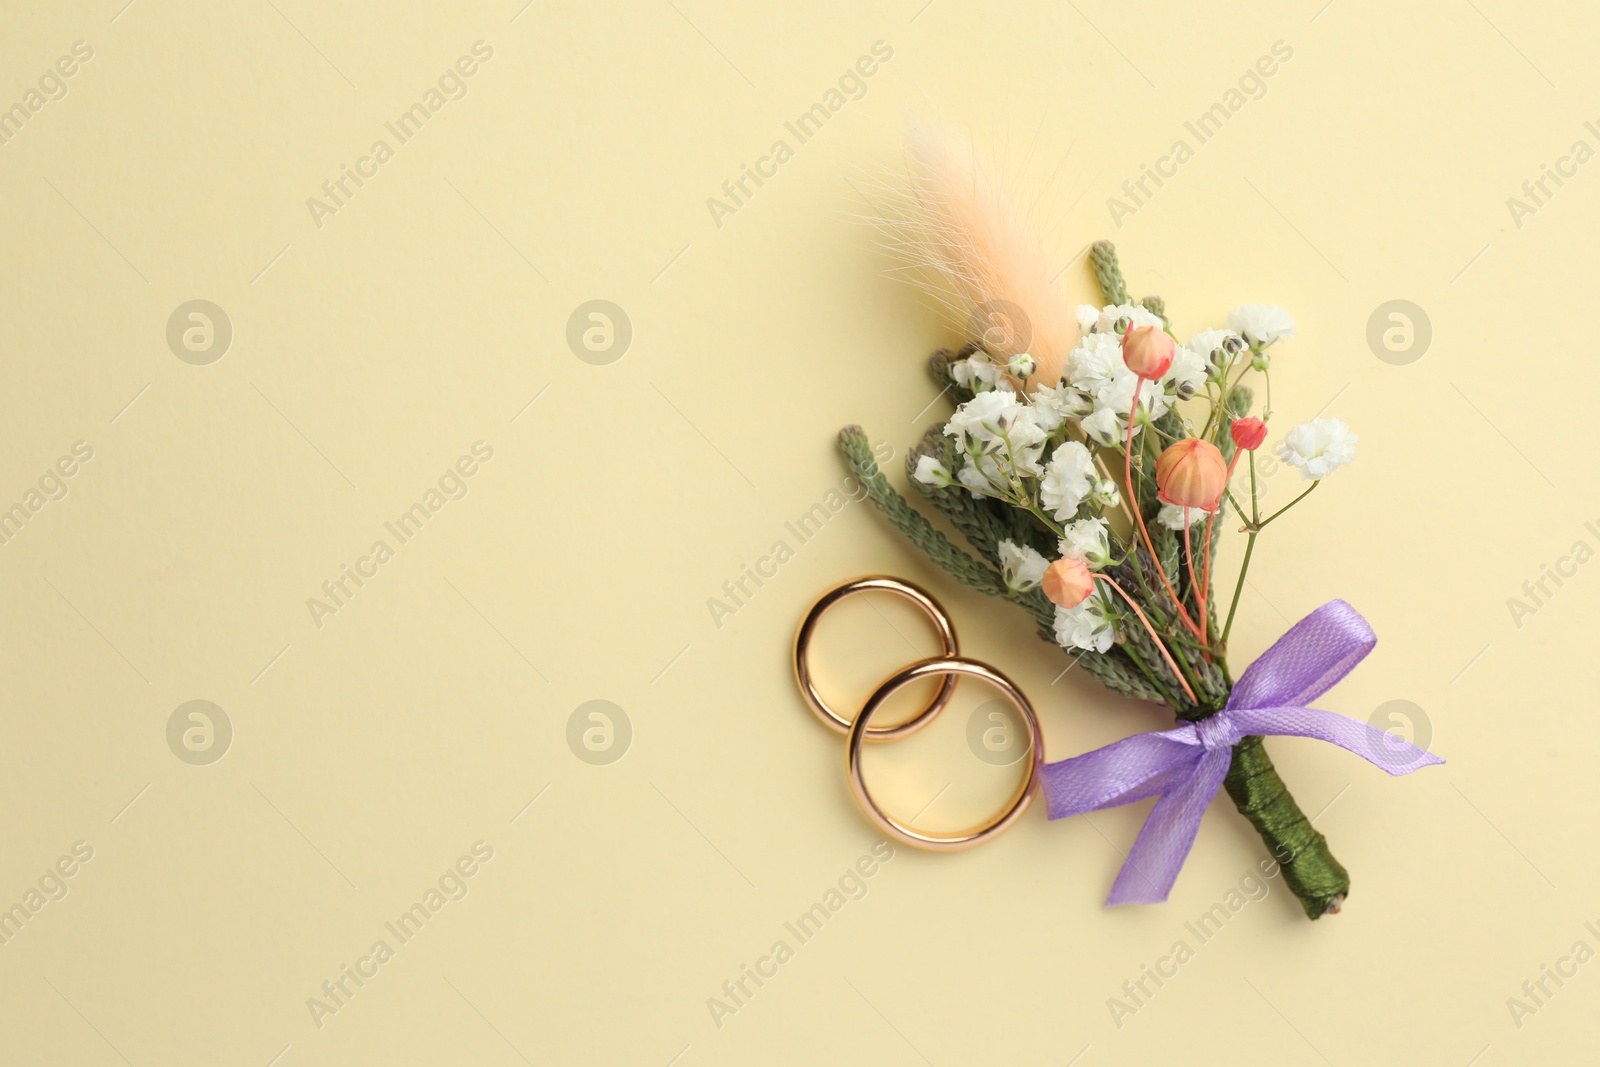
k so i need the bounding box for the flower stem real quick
[1198,450,1243,629]
[1090,448,1156,597]
[1222,736,1350,918]
[1181,509,1208,649]
[1118,642,1181,708]
[1219,452,1261,648]
[1257,480,1321,529]
[1092,452,1139,532]
[1219,347,1253,418]
[1122,380,1203,641]
[1096,576,1197,705]
[1219,531,1256,648]
[1222,488,1250,525]
[1204,348,1250,439]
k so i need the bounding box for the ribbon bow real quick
[1039,600,1443,906]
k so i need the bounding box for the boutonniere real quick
[832,119,1440,919]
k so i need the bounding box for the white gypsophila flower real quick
[1156,502,1215,530]
[1003,407,1050,477]
[1007,352,1036,379]
[1227,305,1296,347]
[1067,332,1169,420]
[1039,440,1095,521]
[1006,402,1051,445]
[1275,418,1357,480]
[952,411,1048,487]
[945,387,1024,454]
[1058,517,1111,568]
[997,539,1049,592]
[1163,343,1210,397]
[1075,304,1101,333]
[1097,365,1170,420]
[1053,596,1115,653]
[1079,405,1126,448]
[913,455,952,487]
[1028,382,1090,434]
[1025,389,1066,434]
[1090,476,1121,510]
[950,354,1003,392]
[1009,445,1046,479]
[1095,303,1165,335]
[958,453,1000,496]
[1066,331,1122,391]
[1185,328,1239,371]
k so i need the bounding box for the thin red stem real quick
[1183,507,1202,637]
[1122,378,1203,640]
[1096,576,1197,705]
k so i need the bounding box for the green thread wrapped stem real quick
[1222,735,1350,918]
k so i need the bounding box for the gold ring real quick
[847,656,1042,851]
[794,576,959,740]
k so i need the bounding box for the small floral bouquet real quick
[841,121,1434,919]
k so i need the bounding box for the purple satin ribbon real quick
[1040,600,1443,906]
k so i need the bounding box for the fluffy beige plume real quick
[868,117,1078,389]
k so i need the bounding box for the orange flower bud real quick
[1042,557,1096,609]
[1121,325,1175,380]
[1230,417,1267,452]
[1155,438,1228,509]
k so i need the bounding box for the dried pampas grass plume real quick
[862,116,1079,389]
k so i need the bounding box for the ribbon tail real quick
[1106,748,1233,906]
[1226,705,1445,775]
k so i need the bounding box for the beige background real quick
[0,0,1594,1063]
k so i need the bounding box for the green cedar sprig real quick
[838,426,1008,598]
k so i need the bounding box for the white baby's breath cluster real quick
[1066,304,1213,448]
[1276,418,1358,480]
[914,302,1354,655]
[913,369,1119,652]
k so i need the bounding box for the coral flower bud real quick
[1230,417,1267,452]
[1122,325,1175,380]
[1155,438,1228,509]
[1042,557,1096,609]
